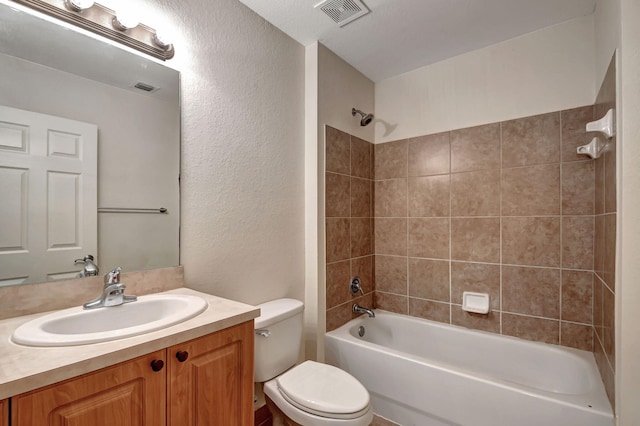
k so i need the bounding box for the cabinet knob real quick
[176,351,189,362]
[150,359,164,372]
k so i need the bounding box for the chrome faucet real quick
[353,303,375,318]
[75,255,99,277]
[83,267,137,309]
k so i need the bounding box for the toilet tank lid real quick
[255,298,304,329]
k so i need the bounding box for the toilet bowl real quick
[255,299,373,426]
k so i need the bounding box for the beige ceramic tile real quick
[502,266,560,319]
[561,270,593,324]
[562,160,595,215]
[603,213,616,290]
[594,337,615,409]
[561,106,594,162]
[560,322,593,351]
[408,175,450,217]
[450,262,500,310]
[502,164,560,216]
[326,218,350,263]
[593,275,604,341]
[595,152,605,215]
[375,255,407,294]
[408,297,450,323]
[374,218,407,256]
[594,215,605,277]
[562,216,594,270]
[407,218,449,259]
[351,136,372,179]
[326,302,354,332]
[408,132,450,177]
[450,170,500,217]
[604,136,617,214]
[326,261,351,309]
[351,256,374,295]
[501,313,560,344]
[326,172,351,218]
[351,177,372,218]
[502,112,560,167]
[375,179,407,217]
[326,126,350,174]
[603,285,615,370]
[451,307,500,333]
[451,218,500,263]
[375,292,408,314]
[374,140,407,179]
[502,217,560,267]
[408,258,450,302]
[450,123,501,172]
[351,218,373,258]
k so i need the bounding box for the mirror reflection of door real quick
[0,105,97,286]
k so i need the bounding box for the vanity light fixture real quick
[11,0,175,60]
[63,0,94,12]
[111,11,139,31]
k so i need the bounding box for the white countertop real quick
[0,288,259,400]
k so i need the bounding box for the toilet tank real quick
[254,298,304,382]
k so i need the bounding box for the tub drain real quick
[358,326,365,337]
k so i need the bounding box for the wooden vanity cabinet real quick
[11,350,167,426]
[10,320,254,426]
[167,321,254,426]
[1,399,7,426]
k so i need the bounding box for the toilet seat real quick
[276,361,370,419]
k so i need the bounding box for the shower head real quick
[352,108,374,126]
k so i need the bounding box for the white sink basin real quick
[11,294,208,347]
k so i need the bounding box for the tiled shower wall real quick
[371,106,597,351]
[325,127,375,331]
[593,57,616,408]
[325,103,599,350]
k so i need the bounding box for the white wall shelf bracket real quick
[586,108,615,138]
[577,136,606,159]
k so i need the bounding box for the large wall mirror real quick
[0,1,180,286]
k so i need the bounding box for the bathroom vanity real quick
[0,288,259,426]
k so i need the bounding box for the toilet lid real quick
[276,361,370,418]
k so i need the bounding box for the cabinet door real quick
[168,321,254,426]
[12,350,166,426]
[0,399,7,426]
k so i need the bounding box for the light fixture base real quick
[12,0,175,61]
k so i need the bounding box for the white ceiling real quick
[237,0,597,82]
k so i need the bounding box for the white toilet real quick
[254,298,373,426]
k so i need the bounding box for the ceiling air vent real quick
[315,0,370,27]
[132,82,159,93]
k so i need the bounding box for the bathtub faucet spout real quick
[353,303,375,318]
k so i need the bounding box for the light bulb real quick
[64,0,95,12]
[152,32,171,50]
[112,11,139,30]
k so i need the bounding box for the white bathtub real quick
[325,310,613,426]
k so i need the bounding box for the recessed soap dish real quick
[462,292,490,314]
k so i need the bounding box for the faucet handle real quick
[104,267,122,285]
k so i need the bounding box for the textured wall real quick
[133,0,306,305]
[375,15,595,143]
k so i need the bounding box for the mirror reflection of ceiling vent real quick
[314,0,370,27]
[132,82,159,93]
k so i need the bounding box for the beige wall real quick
[306,43,375,360]
[618,0,640,422]
[374,15,595,143]
[133,0,306,306]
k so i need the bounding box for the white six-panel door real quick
[0,105,97,286]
